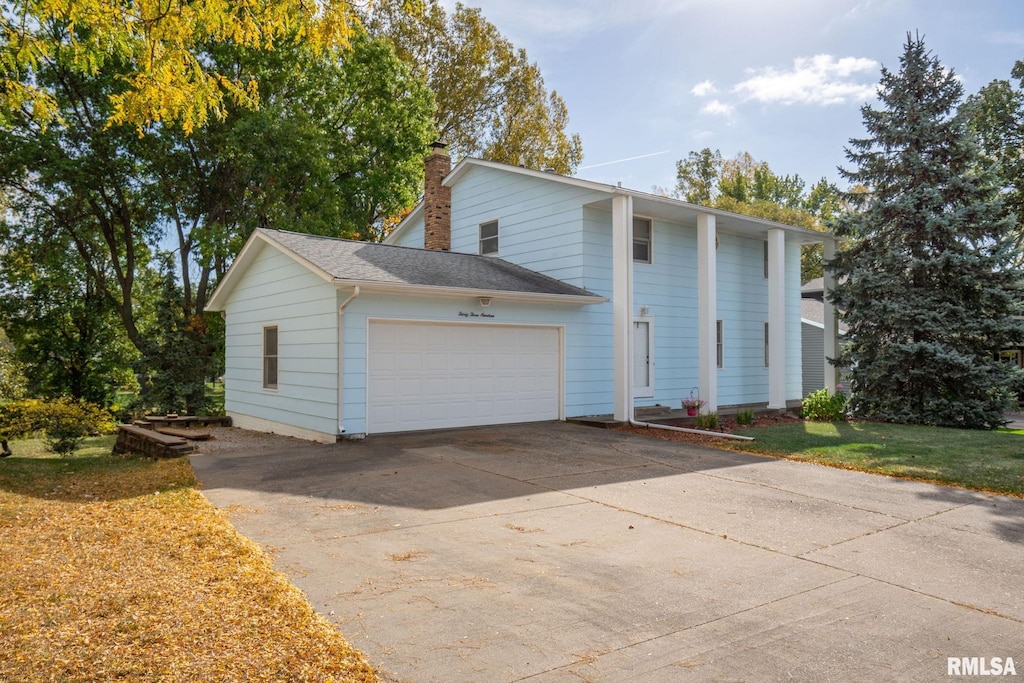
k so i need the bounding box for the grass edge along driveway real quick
[0,436,378,683]
[727,420,1024,498]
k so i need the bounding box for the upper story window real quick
[263,325,278,390]
[763,240,769,279]
[479,220,499,255]
[633,217,652,263]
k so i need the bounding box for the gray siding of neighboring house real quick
[802,321,824,397]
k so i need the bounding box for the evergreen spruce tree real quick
[137,255,209,416]
[829,34,1024,429]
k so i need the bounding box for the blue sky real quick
[442,0,1024,195]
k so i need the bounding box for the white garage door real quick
[367,321,561,434]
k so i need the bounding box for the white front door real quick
[367,320,561,434]
[633,318,653,398]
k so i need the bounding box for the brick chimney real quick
[423,141,452,251]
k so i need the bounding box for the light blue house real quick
[207,146,835,441]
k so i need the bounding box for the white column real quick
[767,228,787,409]
[612,194,634,421]
[697,214,717,412]
[822,238,839,393]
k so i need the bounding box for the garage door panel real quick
[368,321,560,433]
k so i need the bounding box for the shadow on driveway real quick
[190,422,1024,683]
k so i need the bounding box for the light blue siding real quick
[223,244,339,435]
[224,164,813,441]
[391,213,425,248]
[437,165,808,409]
[716,232,768,405]
[448,166,607,288]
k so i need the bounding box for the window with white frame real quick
[479,220,499,255]
[263,325,278,390]
[633,217,652,263]
[763,322,770,368]
[763,240,769,279]
[716,319,724,369]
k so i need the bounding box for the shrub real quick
[801,389,849,422]
[695,412,719,430]
[43,401,91,457]
[735,409,756,426]
[0,397,116,456]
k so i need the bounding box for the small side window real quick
[763,322,770,368]
[716,319,724,369]
[263,326,279,389]
[763,240,769,279]
[633,217,652,263]
[479,220,499,255]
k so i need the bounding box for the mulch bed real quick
[619,412,802,447]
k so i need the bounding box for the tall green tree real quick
[967,61,1024,266]
[673,148,840,281]
[828,34,1023,429]
[367,0,583,174]
[0,25,435,405]
[0,0,400,132]
[674,148,722,205]
[135,254,207,415]
[0,226,135,404]
[0,329,26,401]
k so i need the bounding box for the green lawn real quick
[731,421,1024,497]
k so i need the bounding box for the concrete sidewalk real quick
[191,422,1024,682]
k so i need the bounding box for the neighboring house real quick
[800,278,848,397]
[207,145,835,441]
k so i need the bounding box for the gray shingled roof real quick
[261,229,600,298]
[801,298,848,333]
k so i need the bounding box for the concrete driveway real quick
[190,422,1024,682]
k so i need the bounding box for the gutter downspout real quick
[337,286,360,435]
[612,193,753,442]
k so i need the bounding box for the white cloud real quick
[691,80,718,97]
[700,99,735,116]
[733,54,879,106]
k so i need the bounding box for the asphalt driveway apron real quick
[190,422,1024,682]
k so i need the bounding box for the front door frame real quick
[633,316,654,398]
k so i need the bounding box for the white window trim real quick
[263,325,279,391]
[633,315,654,398]
[633,215,653,264]
[479,219,499,256]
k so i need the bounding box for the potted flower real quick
[681,395,704,417]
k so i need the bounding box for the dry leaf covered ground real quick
[0,437,377,682]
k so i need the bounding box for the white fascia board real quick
[330,277,607,306]
[627,190,830,243]
[383,202,424,245]
[206,229,335,312]
[802,317,848,334]
[443,158,832,243]
[444,157,618,195]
